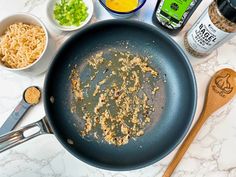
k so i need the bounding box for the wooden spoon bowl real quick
[163,68,236,177]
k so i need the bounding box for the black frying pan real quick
[0,20,197,170]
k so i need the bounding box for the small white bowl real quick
[46,0,94,31]
[0,13,54,75]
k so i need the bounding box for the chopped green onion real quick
[53,0,89,27]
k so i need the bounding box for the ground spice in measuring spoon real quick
[24,86,41,105]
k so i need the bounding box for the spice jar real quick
[184,0,236,57]
[152,0,202,35]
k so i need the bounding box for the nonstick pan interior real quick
[44,20,197,170]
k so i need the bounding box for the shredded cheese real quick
[0,23,46,68]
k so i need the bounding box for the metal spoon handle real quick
[0,100,31,136]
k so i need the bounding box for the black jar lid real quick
[217,0,236,23]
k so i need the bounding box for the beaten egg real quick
[106,0,139,12]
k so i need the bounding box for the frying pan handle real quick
[0,117,53,153]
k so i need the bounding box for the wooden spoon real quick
[163,68,236,177]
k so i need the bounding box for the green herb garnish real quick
[53,0,88,27]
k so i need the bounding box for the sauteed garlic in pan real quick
[70,49,160,146]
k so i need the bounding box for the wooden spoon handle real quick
[163,112,208,177]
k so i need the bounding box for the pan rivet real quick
[67,139,74,145]
[50,96,55,103]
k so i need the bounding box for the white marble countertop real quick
[0,0,236,177]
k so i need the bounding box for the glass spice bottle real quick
[152,0,202,35]
[184,0,236,58]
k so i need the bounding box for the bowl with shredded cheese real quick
[0,13,53,75]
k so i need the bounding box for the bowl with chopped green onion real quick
[46,0,94,31]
